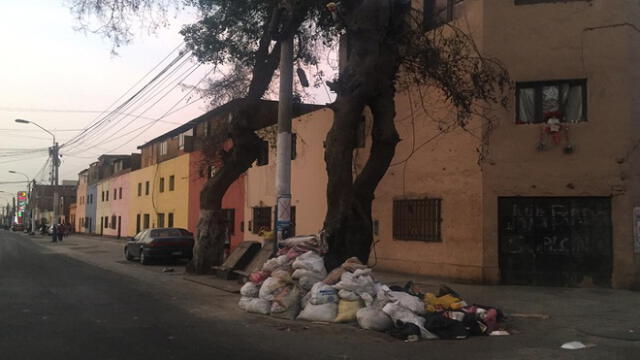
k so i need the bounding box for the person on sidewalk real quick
[51,224,58,243]
[57,223,64,242]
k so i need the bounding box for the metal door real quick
[498,197,612,287]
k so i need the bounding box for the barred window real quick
[222,209,235,235]
[252,207,272,234]
[393,199,442,242]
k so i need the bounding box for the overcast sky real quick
[0,0,213,201]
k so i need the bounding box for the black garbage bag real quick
[388,320,422,340]
[424,313,468,340]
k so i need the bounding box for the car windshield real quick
[150,229,183,238]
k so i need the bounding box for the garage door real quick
[498,197,612,287]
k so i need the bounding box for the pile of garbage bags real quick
[239,233,507,341]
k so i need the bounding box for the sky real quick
[0,0,219,202]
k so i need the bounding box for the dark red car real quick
[124,228,194,265]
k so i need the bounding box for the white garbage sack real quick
[240,282,260,298]
[334,269,376,297]
[382,302,438,340]
[388,291,427,315]
[308,282,339,305]
[297,302,338,322]
[298,274,325,291]
[356,307,393,331]
[292,251,327,276]
[279,235,318,249]
[259,275,290,301]
[291,268,318,280]
[262,255,291,272]
[338,289,360,301]
[239,297,271,315]
[271,286,301,314]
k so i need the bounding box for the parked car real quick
[124,228,194,265]
[11,223,25,232]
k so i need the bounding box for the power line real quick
[64,62,203,156]
[63,56,197,152]
[61,43,187,149]
[87,65,216,156]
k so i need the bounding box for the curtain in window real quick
[562,84,584,123]
[518,88,535,123]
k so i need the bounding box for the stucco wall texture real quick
[368,0,640,288]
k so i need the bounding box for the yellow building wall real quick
[95,178,113,235]
[245,109,332,242]
[128,153,191,235]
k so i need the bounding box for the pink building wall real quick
[106,172,131,238]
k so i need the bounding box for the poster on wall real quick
[634,207,640,254]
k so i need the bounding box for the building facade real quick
[365,0,640,288]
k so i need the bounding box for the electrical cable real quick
[62,43,187,149]
[62,55,195,154]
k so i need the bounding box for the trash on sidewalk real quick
[561,341,596,350]
[237,231,508,342]
[162,267,175,273]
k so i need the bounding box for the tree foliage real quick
[68,0,510,272]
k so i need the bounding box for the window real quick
[159,177,165,193]
[145,181,150,195]
[168,213,174,228]
[160,141,168,156]
[222,209,235,235]
[252,207,272,234]
[106,190,109,201]
[169,175,175,191]
[136,214,141,233]
[113,189,117,200]
[89,194,93,204]
[256,140,269,166]
[203,121,211,136]
[178,129,193,150]
[393,198,442,242]
[138,183,142,196]
[111,215,117,229]
[143,214,150,230]
[104,216,109,229]
[101,191,104,202]
[157,213,165,228]
[516,80,586,124]
[119,187,123,199]
[423,0,464,31]
[207,165,216,179]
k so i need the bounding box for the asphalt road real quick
[2,230,639,360]
[0,230,286,360]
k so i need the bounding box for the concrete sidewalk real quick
[24,232,640,359]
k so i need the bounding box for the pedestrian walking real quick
[51,224,58,243]
[57,224,64,242]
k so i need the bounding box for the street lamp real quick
[8,170,34,233]
[14,118,60,224]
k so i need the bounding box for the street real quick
[1,230,639,360]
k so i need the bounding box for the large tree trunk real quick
[324,0,406,270]
[189,129,263,274]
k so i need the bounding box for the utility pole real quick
[275,0,294,250]
[15,119,59,224]
[51,142,60,224]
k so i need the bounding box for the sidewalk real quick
[25,232,640,358]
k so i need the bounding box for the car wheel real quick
[139,248,149,265]
[124,247,134,261]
